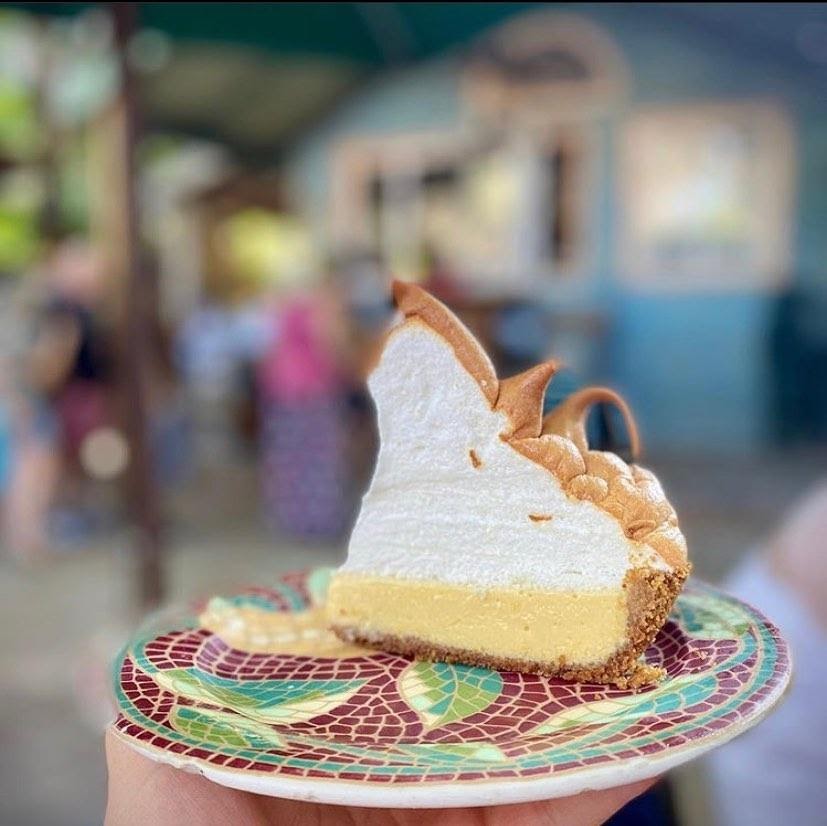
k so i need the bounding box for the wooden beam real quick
[112,3,164,609]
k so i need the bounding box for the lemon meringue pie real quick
[328,282,690,685]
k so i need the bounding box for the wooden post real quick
[112,3,164,608]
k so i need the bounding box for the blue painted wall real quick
[286,5,827,453]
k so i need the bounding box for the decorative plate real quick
[111,568,790,808]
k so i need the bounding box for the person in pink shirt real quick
[258,290,349,540]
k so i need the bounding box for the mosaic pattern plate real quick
[111,568,790,808]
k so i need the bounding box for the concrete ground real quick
[1,447,824,826]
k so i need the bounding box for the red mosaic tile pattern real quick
[113,571,789,787]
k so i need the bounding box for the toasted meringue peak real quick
[392,280,498,405]
[495,361,558,439]
[542,386,641,459]
[373,282,687,571]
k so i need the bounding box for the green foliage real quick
[0,80,40,161]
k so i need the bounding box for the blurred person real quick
[2,386,61,561]
[4,237,113,559]
[332,251,393,507]
[141,260,193,489]
[257,282,350,541]
[175,301,241,404]
[0,391,11,498]
[707,483,827,826]
[227,298,274,451]
[175,298,270,466]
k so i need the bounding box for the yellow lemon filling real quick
[327,573,629,666]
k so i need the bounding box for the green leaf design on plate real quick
[170,704,285,750]
[395,742,507,765]
[398,661,502,729]
[678,593,751,639]
[532,674,718,734]
[306,567,333,606]
[222,594,282,612]
[153,668,366,725]
[220,583,308,612]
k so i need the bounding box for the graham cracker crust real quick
[331,566,690,688]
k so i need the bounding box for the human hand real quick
[105,727,656,825]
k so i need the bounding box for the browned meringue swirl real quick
[391,281,688,570]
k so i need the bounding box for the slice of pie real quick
[328,282,690,685]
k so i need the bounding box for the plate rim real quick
[111,579,792,808]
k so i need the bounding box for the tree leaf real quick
[153,668,366,724]
[169,704,284,750]
[398,661,502,729]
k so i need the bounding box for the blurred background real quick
[0,3,825,824]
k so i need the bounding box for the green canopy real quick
[15,3,827,155]
[19,3,538,62]
[12,3,539,154]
